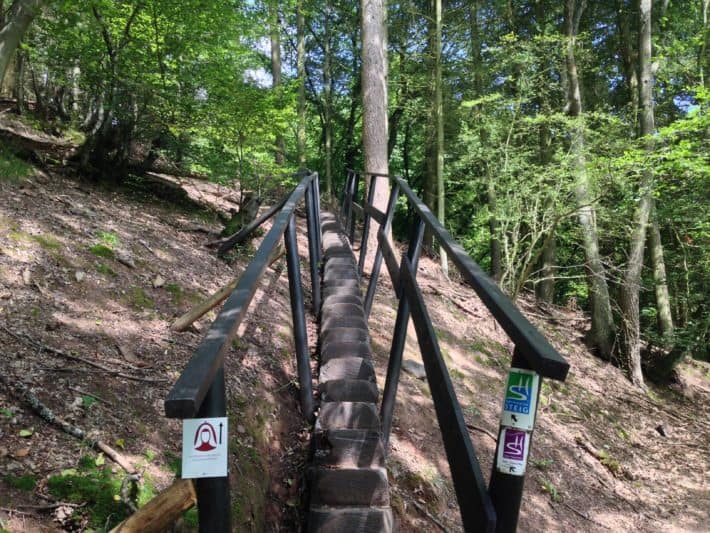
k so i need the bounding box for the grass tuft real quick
[89,244,115,259]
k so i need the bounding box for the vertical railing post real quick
[380,218,426,447]
[346,172,360,243]
[285,215,314,422]
[313,173,322,266]
[364,183,400,318]
[488,347,542,532]
[305,177,321,313]
[357,174,379,276]
[340,170,352,223]
[343,171,356,232]
[195,367,231,533]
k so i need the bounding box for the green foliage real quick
[0,147,32,184]
[165,283,184,305]
[539,477,562,503]
[96,262,118,277]
[126,286,154,309]
[4,474,37,491]
[89,244,115,259]
[97,231,120,248]
[47,455,134,528]
[31,234,61,251]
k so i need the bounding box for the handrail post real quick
[342,170,354,228]
[488,347,542,532]
[364,182,400,318]
[357,174,379,276]
[380,218,426,447]
[349,172,361,244]
[305,178,321,312]
[285,214,315,422]
[195,367,231,533]
[313,174,322,265]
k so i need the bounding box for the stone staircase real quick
[307,212,393,532]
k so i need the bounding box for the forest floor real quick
[0,120,708,532]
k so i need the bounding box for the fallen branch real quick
[11,502,84,511]
[0,325,166,383]
[110,479,196,533]
[0,373,136,474]
[561,501,610,529]
[574,435,633,479]
[465,423,498,442]
[68,386,112,405]
[430,286,484,319]
[171,243,285,332]
[214,195,288,256]
[410,498,451,533]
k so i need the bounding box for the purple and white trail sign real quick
[496,427,530,476]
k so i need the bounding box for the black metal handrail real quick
[164,171,322,532]
[341,169,570,533]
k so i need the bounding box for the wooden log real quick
[216,194,288,256]
[110,479,196,533]
[171,243,285,331]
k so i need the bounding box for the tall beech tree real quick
[564,0,616,359]
[621,0,655,387]
[0,0,46,84]
[360,0,389,265]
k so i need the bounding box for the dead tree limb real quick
[0,325,166,383]
[213,195,288,256]
[109,479,196,533]
[171,243,285,332]
[0,373,136,474]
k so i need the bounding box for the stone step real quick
[317,402,381,430]
[321,315,368,332]
[313,429,385,469]
[319,379,379,403]
[320,341,372,363]
[323,285,361,298]
[322,294,364,308]
[321,302,365,320]
[322,279,360,290]
[308,507,393,533]
[321,327,369,346]
[320,357,376,382]
[309,468,390,507]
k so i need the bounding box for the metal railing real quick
[164,170,322,532]
[341,169,570,533]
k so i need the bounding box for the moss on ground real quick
[47,454,156,530]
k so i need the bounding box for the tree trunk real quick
[297,1,306,170]
[433,0,447,277]
[620,0,655,387]
[12,49,25,113]
[0,0,46,86]
[323,0,333,196]
[701,0,709,87]
[565,0,616,359]
[617,0,640,131]
[536,105,555,303]
[269,1,285,166]
[648,205,674,338]
[360,0,389,269]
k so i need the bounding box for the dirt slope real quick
[0,169,313,531]
[0,159,707,532]
[366,257,709,532]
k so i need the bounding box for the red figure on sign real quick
[194,422,217,452]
